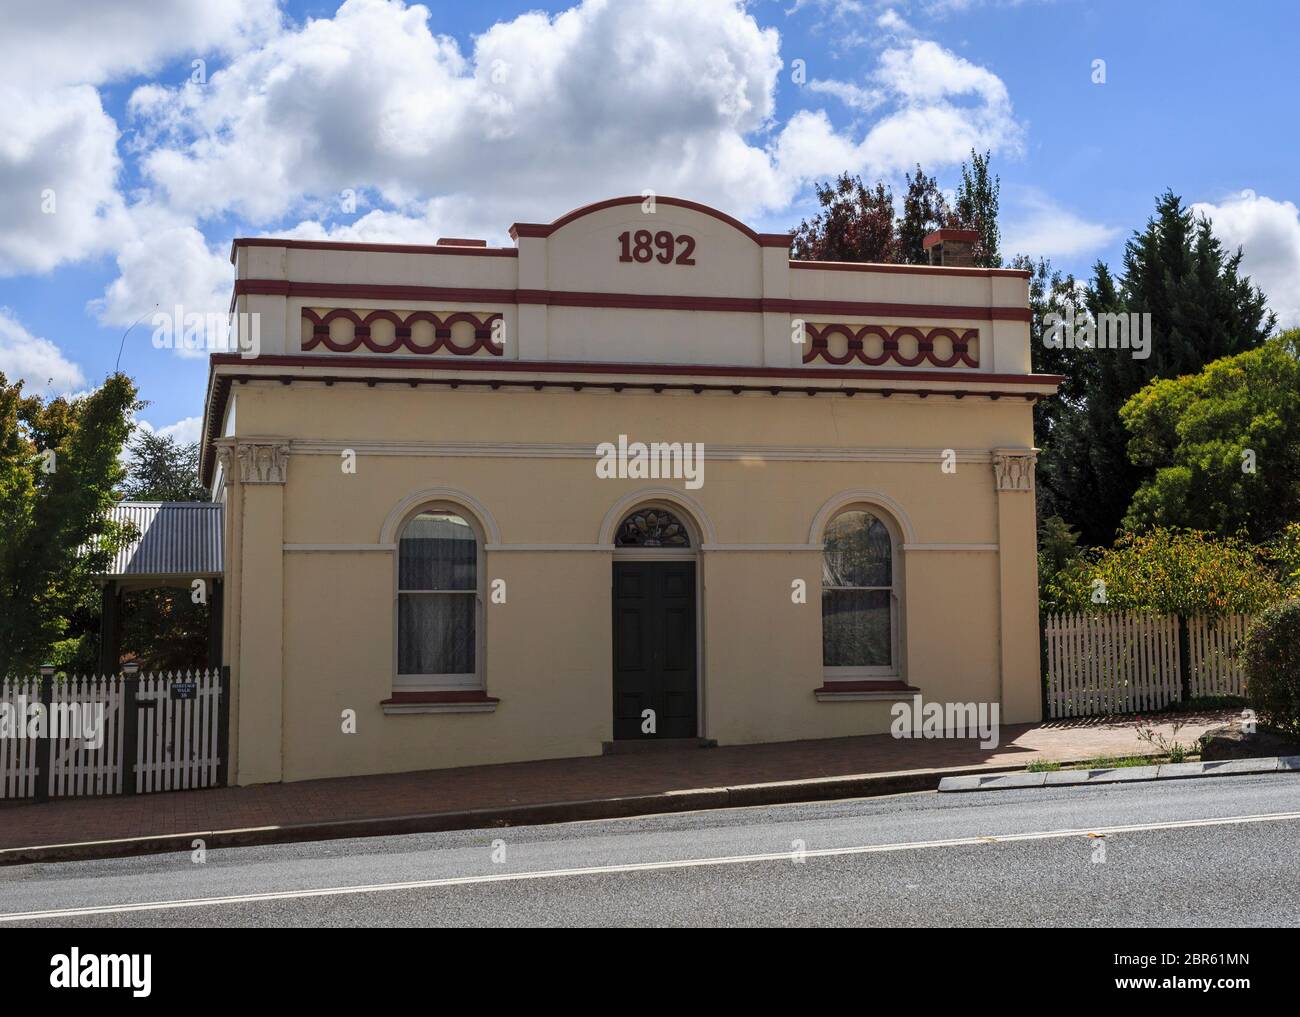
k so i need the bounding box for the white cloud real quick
[1001,190,1120,260]
[0,84,127,275]
[137,415,204,446]
[1193,190,1300,330]
[0,0,280,89]
[130,0,1020,232]
[130,0,789,223]
[807,78,885,112]
[0,0,280,276]
[90,212,233,332]
[804,40,1022,175]
[0,308,86,396]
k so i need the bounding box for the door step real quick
[601,737,717,755]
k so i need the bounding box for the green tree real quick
[952,150,1001,267]
[1037,514,1083,606]
[121,430,207,501]
[1034,191,1276,546]
[118,589,211,672]
[895,163,952,265]
[1120,330,1300,539]
[0,373,139,677]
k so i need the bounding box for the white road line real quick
[4,810,1299,922]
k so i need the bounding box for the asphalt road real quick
[3,772,1300,927]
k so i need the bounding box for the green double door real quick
[612,562,697,740]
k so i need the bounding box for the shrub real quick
[1044,527,1282,616]
[1241,599,1300,737]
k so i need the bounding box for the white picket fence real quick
[1188,614,1253,698]
[1044,612,1254,719]
[0,669,226,800]
[135,672,225,793]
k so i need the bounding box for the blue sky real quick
[2,0,1297,439]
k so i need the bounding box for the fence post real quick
[121,662,140,796]
[216,665,232,787]
[33,664,54,804]
[1177,615,1192,704]
[1038,608,1050,720]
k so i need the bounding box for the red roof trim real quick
[207,352,1062,386]
[228,237,518,263]
[509,195,794,247]
[231,279,1031,322]
[791,259,1030,279]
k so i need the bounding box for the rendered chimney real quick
[922,228,979,268]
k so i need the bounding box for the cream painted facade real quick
[202,196,1060,786]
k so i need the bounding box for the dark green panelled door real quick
[612,562,697,740]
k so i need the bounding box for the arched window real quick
[821,509,898,677]
[397,508,481,690]
[615,507,692,548]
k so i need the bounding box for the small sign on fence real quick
[0,669,228,800]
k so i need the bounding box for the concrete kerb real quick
[0,760,1027,867]
[11,754,1296,867]
[938,756,1300,793]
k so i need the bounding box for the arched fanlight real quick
[615,507,691,548]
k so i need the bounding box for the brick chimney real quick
[922,228,979,268]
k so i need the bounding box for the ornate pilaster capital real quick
[992,448,1037,492]
[219,437,291,485]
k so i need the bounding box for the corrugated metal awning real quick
[98,502,224,579]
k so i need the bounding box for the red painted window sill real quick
[381,691,500,705]
[814,680,920,701]
[813,681,917,695]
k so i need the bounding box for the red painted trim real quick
[804,324,980,369]
[302,308,503,356]
[380,691,501,705]
[229,237,517,263]
[231,279,1031,322]
[509,195,793,247]
[435,238,486,247]
[923,228,979,250]
[790,259,1030,279]
[814,681,920,694]
[207,352,1062,386]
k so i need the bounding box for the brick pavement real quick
[0,711,1232,852]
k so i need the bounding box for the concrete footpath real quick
[0,711,1235,865]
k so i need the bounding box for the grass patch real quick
[1074,755,1159,769]
[1026,759,1061,772]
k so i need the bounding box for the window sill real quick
[381,691,500,715]
[814,680,919,703]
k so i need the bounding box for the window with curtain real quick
[397,510,479,689]
[821,509,896,675]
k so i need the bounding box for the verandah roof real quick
[97,502,224,580]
